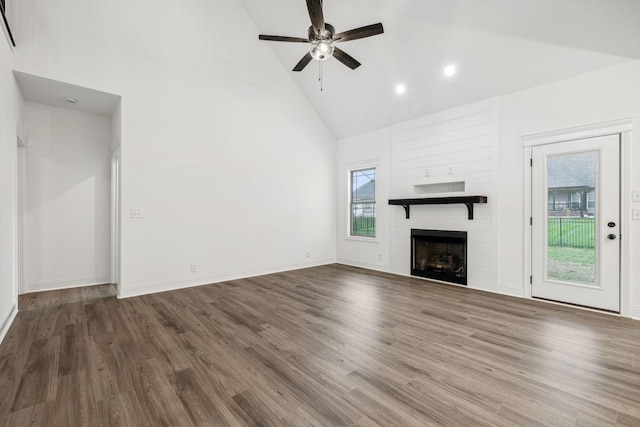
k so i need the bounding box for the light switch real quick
[633,191,640,202]
[131,208,143,218]
[633,209,640,220]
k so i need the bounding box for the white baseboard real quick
[629,306,640,320]
[118,260,335,299]
[0,305,18,346]
[27,275,111,293]
[335,258,392,274]
[498,283,525,297]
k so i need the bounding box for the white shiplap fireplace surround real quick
[389,100,498,291]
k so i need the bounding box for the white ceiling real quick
[13,71,121,117]
[238,0,640,139]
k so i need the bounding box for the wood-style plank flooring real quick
[1,264,640,426]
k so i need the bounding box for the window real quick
[587,192,595,209]
[350,167,376,237]
[570,192,581,210]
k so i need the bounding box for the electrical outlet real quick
[306,250,311,258]
[633,209,640,221]
[131,208,143,218]
[190,263,197,272]
[378,253,383,261]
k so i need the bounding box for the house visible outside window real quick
[587,192,595,209]
[350,167,376,238]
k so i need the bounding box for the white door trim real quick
[16,133,27,296]
[522,118,633,146]
[522,119,633,316]
[111,149,121,292]
[523,146,532,299]
[620,132,633,318]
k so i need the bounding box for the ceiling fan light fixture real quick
[310,40,334,61]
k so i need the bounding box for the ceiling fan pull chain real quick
[319,61,323,92]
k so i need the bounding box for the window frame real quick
[570,193,581,204]
[347,166,377,241]
[586,192,595,209]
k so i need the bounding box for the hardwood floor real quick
[1,264,640,426]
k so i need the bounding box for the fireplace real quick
[411,229,467,285]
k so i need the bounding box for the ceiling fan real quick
[258,0,384,72]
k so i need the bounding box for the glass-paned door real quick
[531,135,620,312]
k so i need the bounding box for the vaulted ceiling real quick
[238,0,640,139]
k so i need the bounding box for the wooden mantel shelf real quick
[388,196,488,220]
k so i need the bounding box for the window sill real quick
[345,235,379,243]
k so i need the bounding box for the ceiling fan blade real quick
[334,23,384,42]
[306,0,325,36]
[333,47,361,70]
[293,52,313,72]
[259,35,309,43]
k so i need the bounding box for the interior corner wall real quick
[0,33,22,343]
[10,0,337,298]
[337,60,640,316]
[23,102,112,292]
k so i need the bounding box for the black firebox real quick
[411,229,467,285]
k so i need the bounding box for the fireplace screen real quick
[411,229,467,285]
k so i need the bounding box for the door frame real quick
[16,133,27,296]
[111,148,121,291]
[522,118,633,317]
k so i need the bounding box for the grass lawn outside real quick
[546,217,596,284]
[352,217,375,237]
[547,246,596,284]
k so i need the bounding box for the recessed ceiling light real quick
[443,65,456,77]
[64,97,78,104]
[395,84,406,95]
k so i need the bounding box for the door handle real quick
[607,234,617,240]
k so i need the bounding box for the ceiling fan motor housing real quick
[308,23,335,41]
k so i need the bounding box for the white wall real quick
[337,127,391,269]
[496,60,640,317]
[23,102,112,292]
[337,60,640,317]
[10,0,337,297]
[0,25,22,343]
